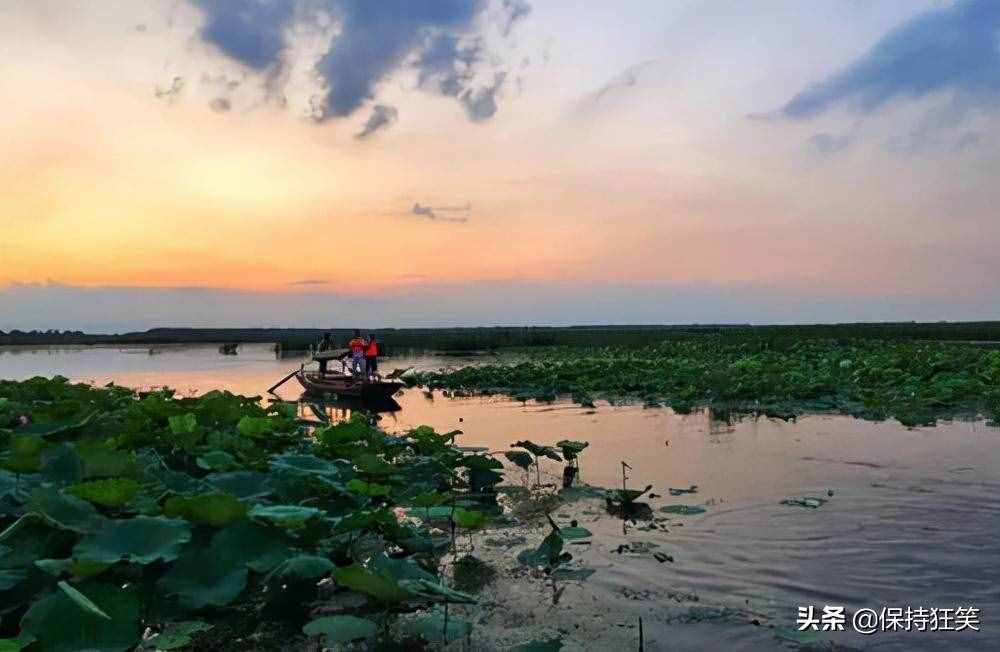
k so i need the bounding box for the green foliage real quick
[157,545,249,610]
[66,478,140,508]
[504,451,533,470]
[411,339,1000,425]
[73,516,191,565]
[302,615,377,646]
[0,378,501,650]
[20,581,141,652]
[659,504,707,515]
[517,531,565,569]
[163,492,247,527]
[452,508,488,529]
[248,504,322,531]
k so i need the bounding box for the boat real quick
[294,369,403,400]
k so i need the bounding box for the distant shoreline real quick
[3,322,1000,352]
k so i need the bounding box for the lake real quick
[2,344,997,650]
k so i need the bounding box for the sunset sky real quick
[3,0,1000,331]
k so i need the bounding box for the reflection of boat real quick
[294,369,403,400]
[303,394,402,422]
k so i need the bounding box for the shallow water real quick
[2,344,997,650]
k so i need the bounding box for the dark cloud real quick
[209,97,232,112]
[499,0,530,37]
[459,72,506,122]
[154,76,185,103]
[192,0,296,71]
[189,0,528,123]
[355,104,398,140]
[781,0,1000,119]
[288,279,330,286]
[415,33,480,97]
[316,1,486,119]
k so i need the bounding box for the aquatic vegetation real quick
[659,505,706,515]
[0,377,508,650]
[408,338,1000,425]
[780,496,828,509]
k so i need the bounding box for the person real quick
[348,329,366,377]
[365,334,379,380]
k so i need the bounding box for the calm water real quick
[2,344,997,650]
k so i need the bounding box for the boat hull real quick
[295,370,403,400]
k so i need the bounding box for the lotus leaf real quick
[558,526,592,540]
[167,414,197,436]
[302,615,377,646]
[330,563,412,603]
[555,440,589,460]
[399,578,477,604]
[780,496,828,509]
[26,486,103,532]
[74,440,138,479]
[452,508,488,529]
[268,555,333,582]
[34,558,109,581]
[195,450,238,472]
[504,451,533,470]
[66,478,140,508]
[204,471,272,499]
[211,520,293,573]
[58,580,111,620]
[163,492,246,527]
[236,416,272,438]
[512,440,562,461]
[73,516,191,565]
[347,478,390,497]
[157,544,249,609]
[517,531,564,568]
[1,434,46,474]
[659,504,706,515]
[20,581,141,652]
[0,513,76,570]
[248,504,322,531]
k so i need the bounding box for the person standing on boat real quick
[365,335,379,380]
[348,330,366,377]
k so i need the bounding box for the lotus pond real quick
[408,338,1000,427]
[1,345,998,650]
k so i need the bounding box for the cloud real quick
[209,96,232,112]
[806,131,852,156]
[459,72,506,122]
[154,76,185,103]
[192,0,296,71]
[355,104,398,139]
[411,202,470,222]
[288,279,331,286]
[499,0,531,37]
[781,0,1000,119]
[189,0,529,123]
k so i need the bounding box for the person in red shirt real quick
[365,334,379,380]
[348,329,366,377]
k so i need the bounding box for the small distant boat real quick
[294,369,403,400]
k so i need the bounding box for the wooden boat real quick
[294,369,403,400]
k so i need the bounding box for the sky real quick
[2,0,1000,331]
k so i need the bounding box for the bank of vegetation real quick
[4,322,1000,352]
[409,339,1000,427]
